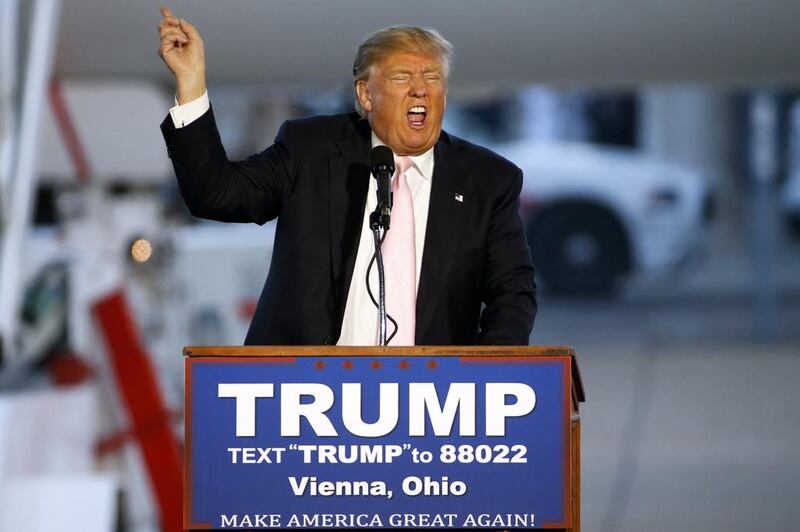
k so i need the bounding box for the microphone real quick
[370,146,394,229]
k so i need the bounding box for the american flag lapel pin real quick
[454,193,464,203]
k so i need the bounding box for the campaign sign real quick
[185,355,571,529]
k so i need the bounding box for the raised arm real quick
[157,6,206,104]
[157,7,295,225]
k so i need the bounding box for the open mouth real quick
[407,105,427,128]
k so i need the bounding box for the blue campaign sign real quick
[185,355,571,529]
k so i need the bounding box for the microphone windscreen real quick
[370,146,395,174]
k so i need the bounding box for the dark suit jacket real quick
[161,109,536,345]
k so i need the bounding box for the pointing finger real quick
[159,15,180,29]
[159,6,180,28]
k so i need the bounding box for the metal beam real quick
[0,0,62,361]
[0,0,19,216]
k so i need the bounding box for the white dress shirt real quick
[169,90,210,128]
[169,92,434,345]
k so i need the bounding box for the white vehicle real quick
[491,141,714,294]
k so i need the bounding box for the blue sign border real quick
[184,354,572,529]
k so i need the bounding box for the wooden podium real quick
[184,346,585,531]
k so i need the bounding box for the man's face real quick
[356,51,447,156]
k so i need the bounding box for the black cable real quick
[366,231,399,344]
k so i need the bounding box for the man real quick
[157,7,536,346]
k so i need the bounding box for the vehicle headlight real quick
[129,238,153,263]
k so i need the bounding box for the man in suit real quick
[157,7,536,346]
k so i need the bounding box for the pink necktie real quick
[382,156,416,345]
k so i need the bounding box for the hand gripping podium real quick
[184,346,585,531]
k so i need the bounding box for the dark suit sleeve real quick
[160,106,295,225]
[477,167,537,345]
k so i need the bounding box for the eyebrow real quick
[385,65,443,75]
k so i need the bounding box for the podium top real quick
[183,345,584,402]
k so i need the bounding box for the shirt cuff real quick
[169,90,210,128]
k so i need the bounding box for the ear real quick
[355,80,373,113]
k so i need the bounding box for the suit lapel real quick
[329,117,371,322]
[416,133,468,342]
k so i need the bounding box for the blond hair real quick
[352,26,454,118]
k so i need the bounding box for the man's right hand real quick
[157,6,206,104]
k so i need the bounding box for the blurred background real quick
[1,0,799,530]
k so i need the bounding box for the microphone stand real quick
[369,146,394,346]
[369,209,389,346]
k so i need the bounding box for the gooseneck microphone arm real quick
[368,220,388,345]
